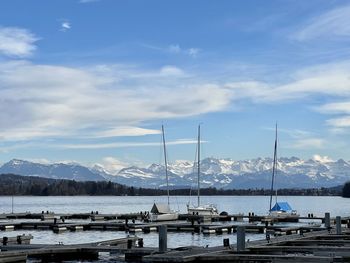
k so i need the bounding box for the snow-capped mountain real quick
[1,156,350,189]
[108,156,350,189]
[0,159,105,181]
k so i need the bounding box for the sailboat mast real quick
[197,125,201,207]
[161,125,170,206]
[269,123,278,211]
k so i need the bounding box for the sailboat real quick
[268,124,298,218]
[187,125,218,216]
[149,125,179,222]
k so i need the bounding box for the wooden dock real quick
[142,229,350,262]
[0,211,350,262]
[0,236,141,262]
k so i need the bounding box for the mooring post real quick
[336,216,342,235]
[236,226,245,251]
[159,225,167,253]
[324,212,331,230]
[223,238,230,247]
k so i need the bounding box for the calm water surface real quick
[0,195,348,248]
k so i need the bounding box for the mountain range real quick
[0,157,349,189]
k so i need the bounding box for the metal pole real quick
[236,226,245,251]
[336,216,342,235]
[197,125,200,207]
[269,123,278,211]
[159,225,167,252]
[162,125,170,206]
[11,196,14,214]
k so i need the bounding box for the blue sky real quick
[1,0,350,171]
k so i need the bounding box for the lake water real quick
[0,195,348,248]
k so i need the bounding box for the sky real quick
[1,0,350,172]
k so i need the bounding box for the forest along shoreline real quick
[0,173,343,196]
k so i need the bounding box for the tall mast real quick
[269,123,278,212]
[162,125,170,205]
[197,125,201,207]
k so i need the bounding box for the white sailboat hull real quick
[187,205,218,216]
[187,125,219,217]
[269,210,299,218]
[150,213,179,222]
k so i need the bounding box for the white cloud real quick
[159,65,184,76]
[318,101,350,115]
[294,4,350,41]
[3,57,350,141]
[312,154,333,163]
[0,27,38,57]
[95,157,128,174]
[0,61,231,141]
[326,116,350,128]
[60,21,71,32]
[3,23,350,143]
[265,126,326,151]
[93,127,161,138]
[225,61,350,107]
[287,138,325,149]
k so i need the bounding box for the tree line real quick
[0,173,343,196]
[342,181,350,197]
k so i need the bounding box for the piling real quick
[324,212,330,229]
[159,225,167,253]
[236,226,245,252]
[223,238,230,247]
[336,216,342,235]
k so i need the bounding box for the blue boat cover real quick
[270,202,292,212]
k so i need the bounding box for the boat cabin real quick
[151,203,172,215]
[269,201,298,217]
[270,202,292,212]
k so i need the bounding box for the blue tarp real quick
[270,202,292,212]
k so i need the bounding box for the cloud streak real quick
[60,139,201,149]
[286,138,325,150]
[92,127,161,138]
[143,43,200,58]
[293,4,350,41]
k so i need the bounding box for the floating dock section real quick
[0,211,349,262]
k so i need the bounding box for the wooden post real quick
[223,238,230,247]
[324,212,330,229]
[159,225,167,253]
[336,216,341,235]
[236,226,245,251]
[3,237,8,245]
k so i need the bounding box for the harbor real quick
[0,208,349,262]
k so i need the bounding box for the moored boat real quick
[268,124,299,219]
[150,125,178,222]
[187,125,218,216]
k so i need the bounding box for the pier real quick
[0,211,349,262]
